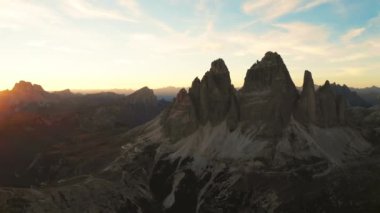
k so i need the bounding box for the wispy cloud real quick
[0,0,62,29]
[242,0,299,20]
[341,27,366,42]
[118,0,142,16]
[242,0,333,20]
[62,0,136,22]
[297,0,331,11]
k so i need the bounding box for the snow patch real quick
[163,172,186,209]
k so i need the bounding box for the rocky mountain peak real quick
[210,58,229,74]
[241,51,297,94]
[321,80,331,89]
[192,77,201,86]
[201,58,232,90]
[7,81,48,105]
[262,51,284,64]
[303,70,314,89]
[12,81,45,94]
[175,88,188,103]
[239,52,299,136]
[163,59,239,140]
[196,59,237,125]
[127,86,157,105]
[134,86,152,94]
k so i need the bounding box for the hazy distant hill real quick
[351,86,380,106]
[71,86,181,101]
[0,82,170,187]
[71,88,134,95]
[329,83,371,107]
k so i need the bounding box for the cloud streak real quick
[242,0,333,20]
[62,0,136,22]
[341,27,366,42]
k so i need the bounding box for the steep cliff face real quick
[163,88,199,142]
[295,72,347,127]
[190,59,239,129]
[163,59,239,141]
[239,52,299,136]
[315,81,347,127]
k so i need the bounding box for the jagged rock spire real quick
[210,58,229,74]
[295,70,317,123]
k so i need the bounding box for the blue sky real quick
[0,0,379,90]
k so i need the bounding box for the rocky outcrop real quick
[163,58,239,140]
[12,80,46,94]
[295,70,317,123]
[7,81,48,105]
[330,83,370,107]
[163,89,198,141]
[239,51,299,136]
[295,75,348,127]
[315,81,347,127]
[241,52,297,93]
[194,59,239,127]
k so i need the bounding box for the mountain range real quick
[0,82,169,187]
[0,52,379,213]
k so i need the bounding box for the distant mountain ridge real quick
[71,86,181,100]
[328,83,371,107]
[351,86,380,106]
[0,82,170,188]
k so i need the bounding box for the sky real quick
[0,0,379,91]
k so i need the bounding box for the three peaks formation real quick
[165,51,350,139]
